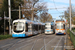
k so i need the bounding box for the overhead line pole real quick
[69,0,71,30]
[8,0,11,35]
[4,12,5,35]
[31,7,34,21]
[19,4,21,19]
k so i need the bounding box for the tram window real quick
[43,26,44,30]
[45,27,50,29]
[45,27,47,29]
[51,25,53,29]
[39,25,40,30]
[45,24,47,26]
[28,24,32,29]
[25,23,28,32]
[36,25,37,31]
[35,25,36,31]
[28,24,30,26]
[35,25,36,30]
[64,24,65,29]
[40,25,41,30]
[41,25,43,30]
[36,25,38,31]
[32,24,34,30]
[43,26,44,29]
[33,24,35,30]
[42,26,44,30]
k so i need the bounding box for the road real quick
[0,33,67,50]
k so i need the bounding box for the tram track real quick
[16,34,48,50]
[0,34,46,50]
[17,34,55,50]
[30,35,52,50]
[40,36,57,50]
[54,36,63,50]
[0,34,66,50]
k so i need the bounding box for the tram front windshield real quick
[56,22,63,29]
[45,23,51,29]
[13,22,24,33]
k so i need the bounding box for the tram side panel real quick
[12,19,45,37]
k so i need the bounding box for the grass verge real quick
[0,35,12,40]
[67,29,75,48]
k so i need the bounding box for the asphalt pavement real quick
[0,33,67,50]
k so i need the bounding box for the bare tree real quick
[63,7,75,24]
[40,12,52,23]
[22,0,39,20]
[22,0,48,21]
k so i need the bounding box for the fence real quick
[69,30,75,48]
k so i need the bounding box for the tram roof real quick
[13,19,45,25]
[56,20,64,21]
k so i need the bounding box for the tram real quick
[45,22,55,34]
[12,19,45,37]
[55,20,66,35]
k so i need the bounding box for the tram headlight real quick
[61,30,65,33]
[56,30,58,33]
[61,30,63,32]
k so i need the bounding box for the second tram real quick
[45,22,55,34]
[55,20,66,35]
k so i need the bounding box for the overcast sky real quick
[41,0,75,20]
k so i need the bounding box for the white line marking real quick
[54,36,63,50]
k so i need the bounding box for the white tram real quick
[45,22,55,34]
[12,19,45,37]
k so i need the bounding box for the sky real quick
[40,0,75,20]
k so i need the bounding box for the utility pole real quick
[8,0,11,35]
[19,4,21,19]
[31,8,34,21]
[69,0,71,30]
[4,12,5,35]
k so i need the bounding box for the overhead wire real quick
[49,12,64,14]
[53,0,64,14]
